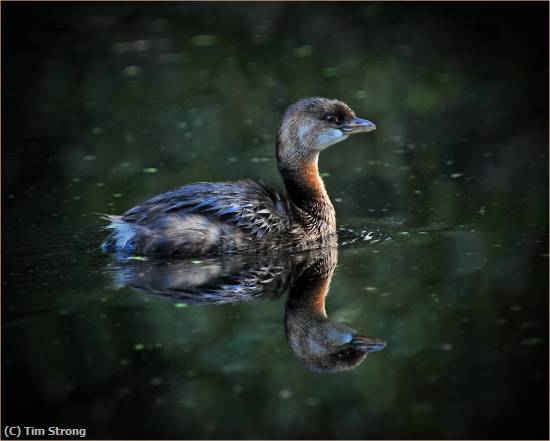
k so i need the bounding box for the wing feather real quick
[121,180,294,239]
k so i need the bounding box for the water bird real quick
[102,97,376,256]
[284,248,386,373]
[106,245,386,373]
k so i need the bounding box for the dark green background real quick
[3,2,549,439]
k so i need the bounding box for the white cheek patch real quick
[297,123,315,145]
[327,327,354,345]
[315,128,348,151]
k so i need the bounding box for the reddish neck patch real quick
[280,157,327,203]
[301,160,326,196]
[279,155,336,232]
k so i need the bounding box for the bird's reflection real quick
[106,246,386,373]
[284,248,386,373]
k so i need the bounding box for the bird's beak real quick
[351,335,387,353]
[341,117,376,135]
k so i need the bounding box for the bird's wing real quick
[106,252,305,305]
[121,180,295,239]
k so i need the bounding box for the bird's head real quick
[276,97,376,164]
[286,319,386,374]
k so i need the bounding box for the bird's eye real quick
[335,349,351,359]
[325,114,342,125]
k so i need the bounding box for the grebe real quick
[284,247,386,373]
[106,245,386,373]
[101,97,376,256]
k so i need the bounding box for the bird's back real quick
[102,180,302,256]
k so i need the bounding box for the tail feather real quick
[100,214,136,253]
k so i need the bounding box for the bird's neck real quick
[284,251,337,358]
[287,272,330,319]
[287,249,337,314]
[278,153,336,234]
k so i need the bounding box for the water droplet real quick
[191,34,218,47]
[124,65,142,77]
[125,132,135,143]
[134,40,149,51]
[279,389,292,399]
[293,45,312,58]
[323,67,338,77]
[355,90,367,99]
[112,41,132,53]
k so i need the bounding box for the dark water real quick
[3,2,549,439]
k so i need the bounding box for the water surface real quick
[3,3,548,439]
